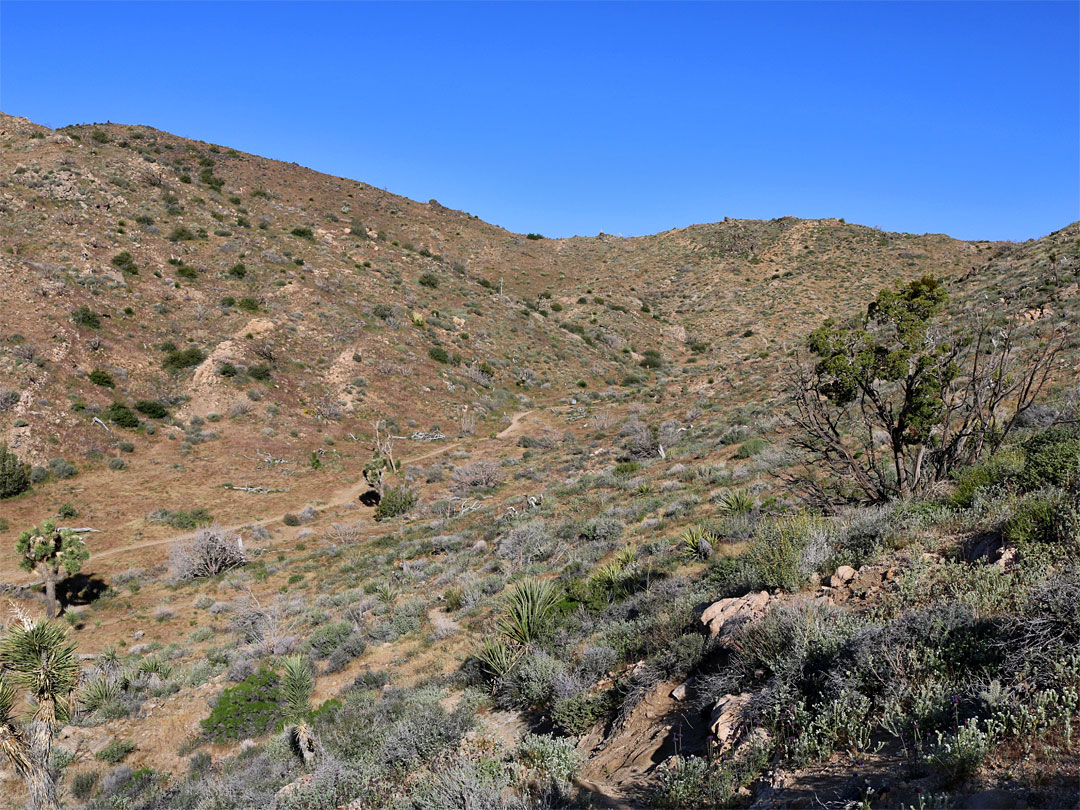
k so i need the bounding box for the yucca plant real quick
[591,559,629,603]
[374,580,399,605]
[78,674,121,715]
[0,614,80,810]
[280,653,317,766]
[476,637,523,685]
[676,525,716,561]
[714,488,756,516]
[499,578,559,646]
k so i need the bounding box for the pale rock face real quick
[699,590,771,640]
[829,565,857,587]
[710,692,753,748]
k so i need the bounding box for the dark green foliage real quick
[148,508,213,530]
[237,297,260,312]
[1003,490,1079,549]
[551,689,617,735]
[283,513,300,526]
[227,262,246,278]
[162,347,206,371]
[308,620,353,658]
[90,129,110,143]
[71,770,99,800]
[71,306,101,329]
[105,403,139,429]
[428,346,450,364]
[134,400,169,419]
[639,349,663,369]
[175,265,198,280]
[291,226,314,240]
[418,272,440,288]
[201,668,283,742]
[96,739,136,764]
[613,461,639,478]
[735,437,769,459]
[0,443,30,499]
[249,363,271,381]
[374,486,417,521]
[1020,427,1080,491]
[48,457,77,479]
[526,233,544,240]
[950,448,1026,507]
[88,369,115,388]
[168,226,196,242]
[110,251,138,275]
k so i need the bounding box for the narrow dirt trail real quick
[52,410,538,567]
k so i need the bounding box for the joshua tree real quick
[0,613,80,810]
[15,520,90,619]
[280,654,317,766]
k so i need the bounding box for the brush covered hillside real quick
[0,110,1078,810]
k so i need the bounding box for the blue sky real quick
[1,1,1076,241]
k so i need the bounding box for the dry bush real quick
[451,460,502,493]
[169,526,247,580]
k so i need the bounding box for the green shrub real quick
[735,437,769,459]
[0,443,30,499]
[71,306,101,329]
[551,690,616,735]
[228,262,246,278]
[291,226,314,240]
[1021,427,1080,491]
[428,346,450,364]
[418,272,440,288]
[110,251,138,275]
[201,667,283,742]
[249,363,271,381]
[71,770,99,800]
[308,620,352,658]
[148,508,213,530]
[283,513,300,527]
[1003,490,1079,548]
[176,265,198,280]
[640,349,663,369]
[613,461,639,478]
[950,447,1026,507]
[105,403,139,429]
[168,226,196,242]
[162,347,206,371]
[374,486,417,521]
[135,400,169,419]
[95,739,136,764]
[88,368,115,388]
[741,514,835,592]
[237,297,260,312]
[48,457,77,479]
[517,733,581,783]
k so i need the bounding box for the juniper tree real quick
[0,443,30,500]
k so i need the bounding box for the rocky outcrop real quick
[700,590,771,641]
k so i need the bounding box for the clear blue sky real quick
[2,2,1077,241]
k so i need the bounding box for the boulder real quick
[700,590,771,640]
[830,565,857,586]
[710,692,753,750]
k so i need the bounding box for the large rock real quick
[700,591,771,640]
[829,565,857,587]
[710,692,753,750]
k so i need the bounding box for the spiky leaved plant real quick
[0,613,80,810]
[280,654,317,766]
[15,519,90,619]
[500,578,558,647]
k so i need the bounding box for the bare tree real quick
[169,527,247,580]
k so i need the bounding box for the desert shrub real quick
[580,517,624,543]
[201,667,283,742]
[48,456,78,479]
[283,513,300,527]
[1003,490,1078,549]
[89,368,115,388]
[72,770,99,800]
[168,226,196,241]
[0,443,30,499]
[498,650,564,709]
[551,690,616,735]
[374,486,417,521]
[95,740,136,765]
[71,305,101,328]
[950,447,1026,507]
[228,262,246,278]
[741,514,835,591]
[308,621,352,658]
[238,297,260,312]
[169,526,246,580]
[0,388,19,411]
[110,251,138,275]
[1020,427,1080,491]
[735,437,769,459]
[291,226,314,240]
[613,460,640,478]
[135,400,169,419]
[517,733,582,783]
[428,346,450,364]
[640,349,663,369]
[105,402,139,428]
[162,347,206,371]
[249,363,272,381]
[418,272,440,288]
[108,458,126,471]
[451,460,501,493]
[29,465,48,484]
[149,507,212,529]
[326,632,367,673]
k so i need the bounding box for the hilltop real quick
[0,112,1078,810]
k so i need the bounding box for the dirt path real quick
[54,410,537,568]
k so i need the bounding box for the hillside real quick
[0,111,1079,810]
